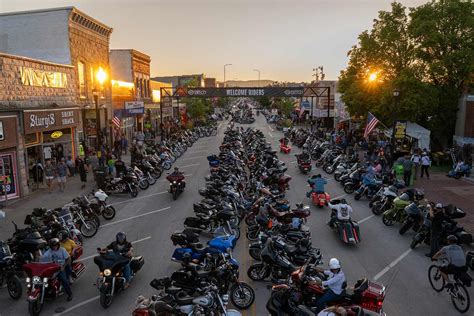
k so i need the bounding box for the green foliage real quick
[338,0,474,147]
[185,98,212,120]
[274,98,296,117]
[256,96,272,108]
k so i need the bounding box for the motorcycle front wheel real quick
[102,205,116,220]
[7,274,22,299]
[28,299,42,316]
[172,189,178,200]
[344,184,354,194]
[138,179,149,190]
[147,175,157,185]
[100,291,114,309]
[230,282,255,310]
[163,162,172,170]
[249,247,261,260]
[80,220,99,238]
[247,263,270,281]
[382,211,395,226]
[130,186,139,198]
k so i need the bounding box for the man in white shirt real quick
[327,199,353,228]
[411,151,421,180]
[421,153,431,179]
[315,258,346,312]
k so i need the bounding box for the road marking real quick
[332,194,347,200]
[110,191,168,206]
[100,206,171,228]
[373,248,412,281]
[357,214,375,224]
[177,163,200,168]
[181,156,205,161]
[187,150,209,154]
[269,131,273,138]
[78,236,152,262]
[53,295,99,315]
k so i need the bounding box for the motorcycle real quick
[94,250,145,308]
[103,172,140,198]
[184,208,240,240]
[382,192,414,226]
[280,142,291,154]
[371,185,399,215]
[24,246,86,316]
[310,191,330,208]
[0,241,22,299]
[167,173,185,200]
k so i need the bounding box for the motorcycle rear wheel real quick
[344,184,354,194]
[372,202,385,215]
[7,274,22,300]
[80,220,99,238]
[28,299,42,316]
[139,179,149,190]
[249,247,261,260]
[247,263,270,281]
[230,282,255,310]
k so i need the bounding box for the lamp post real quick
[223,64,232,87]
[253,69,261,87]
[94,67,107,154]
[392,89,400,124]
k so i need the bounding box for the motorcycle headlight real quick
[32,276,42,284]
[169,182,173,186]
[173,181,177,184]
[104,269,112,276]
[43,277,48,283]
[26,277,31,283]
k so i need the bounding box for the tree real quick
[275,97,296,117]
[338,0,474,147]
[256,96,272,108]
[185,98,211,120]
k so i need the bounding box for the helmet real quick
[116,232,127,244]
[435,203,443,209]
[415,190,424,201]
[58,230,68,241]
[447,235,457,243]
[329,258,341,269]
[49,238,60,248]
[340,198,347,204]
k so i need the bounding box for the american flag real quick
[364,112,380,139]
[112,115,121,128]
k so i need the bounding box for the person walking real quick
[411,151,421,180]
[76,156,88,189]
[426,203,446,258]
[421,152,431,179]
[66,155,75,177]
[44,159,55,193]
[56,158,69,192]
[402,154,413,186]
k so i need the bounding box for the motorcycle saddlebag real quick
[184,217,203,228]
[130,256,144,272]
[466,251,474,270]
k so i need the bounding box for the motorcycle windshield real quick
[93,252,130,274]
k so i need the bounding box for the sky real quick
[0,0,430,82]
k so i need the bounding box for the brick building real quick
[0,6,113,151]
[0,53,80,201]
[110,49,152,140]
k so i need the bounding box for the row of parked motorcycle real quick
[0,125,219,316]
[131,125,260,315]
[286,126,474,267]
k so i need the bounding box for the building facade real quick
[152,74,206,88]
[0,6,113,153]
[110,49,152,141]
[454,92,474,145]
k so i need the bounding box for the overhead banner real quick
[178,87,305,98]
[20,67,68,88]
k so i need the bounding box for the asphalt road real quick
[1,114,473,316]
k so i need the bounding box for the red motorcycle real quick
[24,247,85,316]
[280,142,291,154]
[267,263,386,315]
[310,188,331,208]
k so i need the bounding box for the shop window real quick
[90,66,95,88]
[78,61,86,98]
[24,133,40,147]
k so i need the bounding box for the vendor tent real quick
[406,122,431,150]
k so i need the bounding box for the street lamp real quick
[253,69,261,87]
[224,64,232,87]
[94,67,107,153]
[392,88,400,124]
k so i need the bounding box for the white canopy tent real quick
[405,122,431,150]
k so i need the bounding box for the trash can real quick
[94,166,108,190]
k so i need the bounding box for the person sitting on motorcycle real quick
[315,258,346,312]
[307,174,327,198]
[296,152,310,164]
[102,232,133,288]
[362,172,377,196]
[327,199,353,228]
[40,238,73,301]
[431,235,467,292]
[279,137,289,146]
[318,305,348,316]
[168,167,185,186]
[58,230,77,283]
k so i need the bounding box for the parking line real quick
[268,131,273,138]
[78,236,152,262]
[53,295,100,315]
[358,214,375,224]
[110,191,168,206]
[332,194,347,200]
[373,248,412,281]
[177,163,200,168]
[100,206,171,228]
[181,156,205,161]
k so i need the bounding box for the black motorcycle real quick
[103,172,139,198]
[167,173,185,200]
[0,241,22,300]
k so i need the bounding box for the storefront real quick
[23,108,80,183]
[0,115,21,202]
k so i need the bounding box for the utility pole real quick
[224,64,232,87]
[253,69,261,87]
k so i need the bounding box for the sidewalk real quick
[412,171,474,233]
[0,153,131,241]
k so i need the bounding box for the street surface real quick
[1,114,473,316]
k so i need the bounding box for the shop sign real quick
[0,152,19,201]
[51,131,63,139]
[394,121,407,139]
[23,108,80,133]
[125,101,144,115]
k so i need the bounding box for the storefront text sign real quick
[51,131,63,138]
[23,109,80,134]
[124,101,144,115]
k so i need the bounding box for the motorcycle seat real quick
[175,293,194,305]
[196,214,210,221]
[190,243,206,252]
[165,285,183,295]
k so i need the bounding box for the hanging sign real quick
[51,131,63,139]
[394,121,407,139]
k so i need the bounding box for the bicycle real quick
[428,260,471,313]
